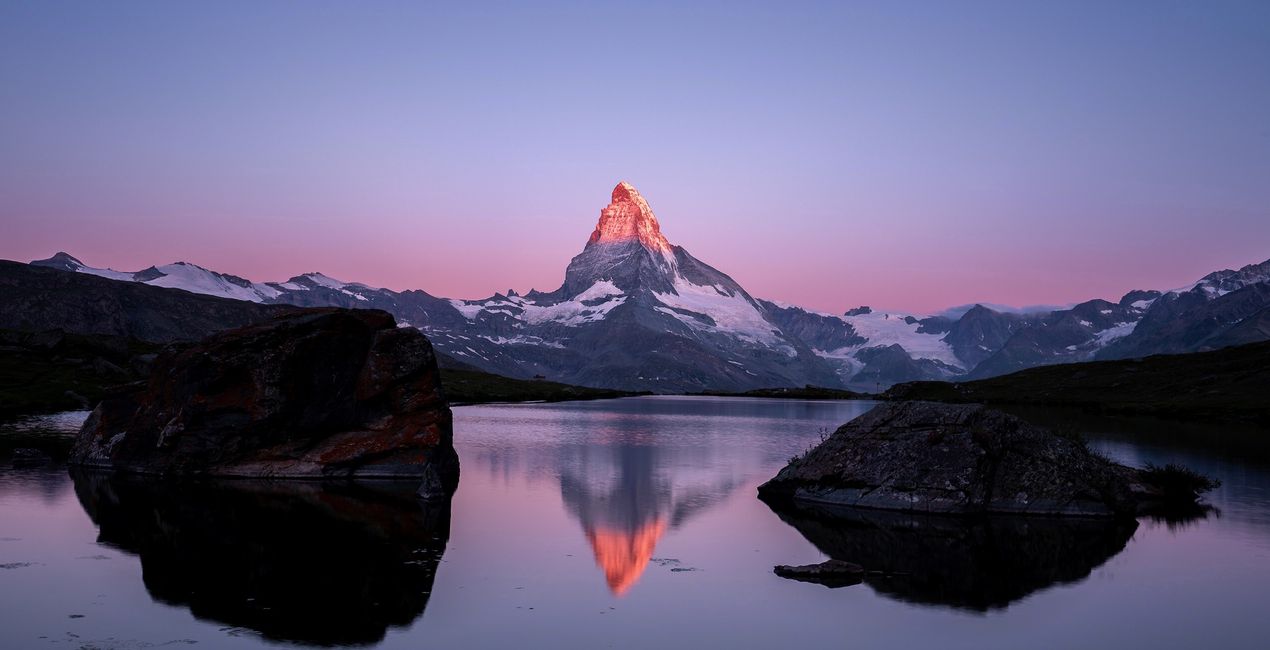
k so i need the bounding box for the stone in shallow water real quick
[773,560,864,588]
[68,308,458,497]
[759,401,1140,517]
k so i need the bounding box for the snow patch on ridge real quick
[1094,321,1138,345]
[573,279,623,302]
[75,266,135,282]
[450,281,627,327]
[301,273,347,290]
[653,276,781,345]
[449,300,486,319]
[828,311,962,368]
[143,263,280,302]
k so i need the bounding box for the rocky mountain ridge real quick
[24,183,1270,391]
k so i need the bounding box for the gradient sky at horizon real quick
[3,1,1269,314]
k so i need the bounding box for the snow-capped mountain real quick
[435,181,841,390]
[34,252,285,303]
[28,184,1270,391]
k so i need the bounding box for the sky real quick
[2,1,1269,314]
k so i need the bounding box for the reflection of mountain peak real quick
[557,442,739,595]
[585,519,669,595]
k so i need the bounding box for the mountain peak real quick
[30,252,86,272]
[588,181,672,253]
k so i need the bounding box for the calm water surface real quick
[2,397,1269,649]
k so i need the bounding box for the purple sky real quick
[2,1,1268,314]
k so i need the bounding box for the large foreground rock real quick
[69,309,458,497]
[758,401,1139,517]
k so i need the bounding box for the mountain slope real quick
[1,260,294,342]
[23,184,1270,392]
[443,182,843,391]
[886,340,1270,424]
[1098,261,1270,360]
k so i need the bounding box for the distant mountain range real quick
[23,181,1270,391]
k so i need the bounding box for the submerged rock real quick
[69,309,458,497]
[759,401,1144,517]
[773,560,864,588]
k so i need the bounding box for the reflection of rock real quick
[559,442,739,595]
[71,471,450,646]
[769,504,1137,611]
[774,560,863,588]
[69,309,458,498]
[760,402,1140,517]
[11,448,50,467]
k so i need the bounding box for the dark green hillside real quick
[886,341,1270,424]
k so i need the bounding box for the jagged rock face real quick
[758,401,1139,517]
[941,305,1026,370]
[1118,289,1162,308]
[69,309,459,496]
[966,299,1146,379]
[589,181,673,253]
[451,181,845,391]
[553,182,678,298]
[1099,282,1270,360]
[852,344,959,386]
[760,300,866,351]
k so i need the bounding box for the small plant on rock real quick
[1140,462,1221,501]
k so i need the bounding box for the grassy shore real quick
[438,368,644,405]
[885,340,1270,424]
[688,385,872,400]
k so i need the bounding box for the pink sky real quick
[3,176,1265,315]
[2,2,1267,314]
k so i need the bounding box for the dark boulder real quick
[69,309,458,498]
[759,401,1143,517]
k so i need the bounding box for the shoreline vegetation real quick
[885,340,1270,425]
[437,368,646,405]
[687,385,872,400]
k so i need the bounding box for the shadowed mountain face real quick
[71,472,451,646]
[767,504,1138,611]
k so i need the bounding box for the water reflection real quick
[559,442,741,594]
[459,398,873,596]
[767,503,1140,611]
[71,471,450,646]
